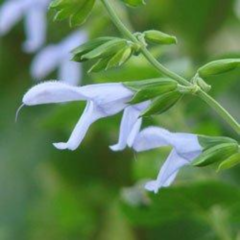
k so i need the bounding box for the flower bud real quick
[81,39,129,60]
[88,47,133,73]
[106,47,133,69]
[198,59,240,78]
[193,143,239,167]
[144,30,177,45]
[88,57,112,73]
[72,37,116,62]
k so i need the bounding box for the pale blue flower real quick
[132,127,202,193]
[31,31,87,85]
[235,0,240,19]
[22,81,149,151]
[110,102,150,151]
[0,0,50,52]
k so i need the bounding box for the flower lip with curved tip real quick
[15,104,25,122]
[22,81,137,151]
[110,101,150,151]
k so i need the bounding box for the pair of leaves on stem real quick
[194,136,240,171]
[125,78,182,117]
[72,37,138,72]
[49,0,146,27]
[50,0,96,27]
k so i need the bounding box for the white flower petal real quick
[0,0,25,35]
[22,6,46,52]
[79,83,133,108]
[110,102,149,151]
[31,46,61,79]
[126,118,142,148]
[133,127,170,152]
[53,101,105,151]
[170,132,202,154]
[23,81,86,105]
[59,59,81,86]
[145,150,189,193]
[31,30,87,79]
[132,127,202,154]
[60,30,88,54]
[145,171,178,192]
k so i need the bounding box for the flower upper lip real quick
[132,126,202,193]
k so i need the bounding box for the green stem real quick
[197,90,240,135]
[101,0,240,135]
[140,47,190,85]
[101,0,189,86]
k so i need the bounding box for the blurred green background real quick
[0,0,240,239]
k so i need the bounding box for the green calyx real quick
[72,37,116,61]
[198,135,238,151]
[127,79,178,104]
[81,39,129,60]
[124,78,182,115]
[217,152,240,172]
[193,142,239,167]
[193,136,239,168]
[141,90,182,117]
[72,37,138,72]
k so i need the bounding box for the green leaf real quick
[218,153,240,172]
[50,0,96,27]
[129,80,178,104]
[141,91,182,117]
[72,37,116,62]
[121,0,146,7]
[193,143,239,167]
[144,30,177,45]
[88,57,112,73]
[121,182,240,227]
[70,0,96,27]
[124,78,174,91]
[106,47,133,70]
[81,39,129,60]
[198,59,240,78]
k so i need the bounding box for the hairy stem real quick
[101,0,240,135]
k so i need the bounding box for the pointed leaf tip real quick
[50,0,96,27]
[141,90,182,117]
